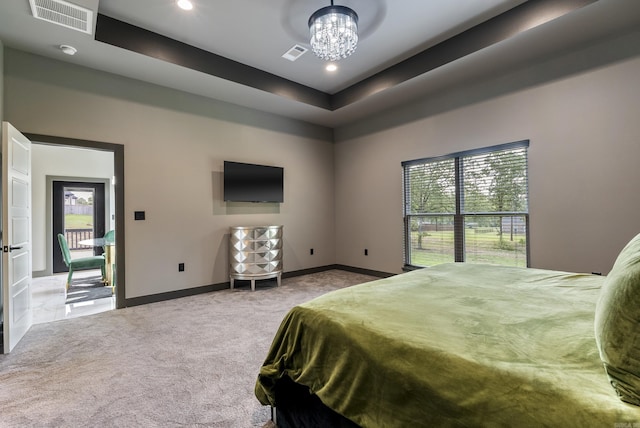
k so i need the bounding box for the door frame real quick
[25,134,125,310]
[51,180,108,273]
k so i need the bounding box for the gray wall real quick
[3,48,336,299]
[333,30,640,275]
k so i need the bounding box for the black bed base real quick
[273,376,361,428]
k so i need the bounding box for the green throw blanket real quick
[256,263,640,427]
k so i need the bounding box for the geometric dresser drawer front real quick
[230,226,283,291]
[253,249,281,263]
[254,239,282,252]
[230,239,254,252]
[231,251,254,264]
[253,227,283,240]
[264,260,282,272]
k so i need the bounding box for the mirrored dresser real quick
[229,225,283,291]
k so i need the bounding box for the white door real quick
[2,122,32,353]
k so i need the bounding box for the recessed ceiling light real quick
[59,44,77,55]
[177,0,193,10]
[326,63,337,72]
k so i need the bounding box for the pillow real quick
[595,232,640,406]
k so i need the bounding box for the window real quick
[403,141,529,268]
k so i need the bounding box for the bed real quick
[255,234,640,427]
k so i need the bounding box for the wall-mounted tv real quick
[223,161,284,203]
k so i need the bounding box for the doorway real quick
[52,181,107,273]
[2,130,124,353]
[26,134,125,311]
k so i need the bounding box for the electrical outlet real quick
[364,249,368,256]
[310,248,314,255]
[178,263,185,272]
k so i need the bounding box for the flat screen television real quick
[223,161,284,203]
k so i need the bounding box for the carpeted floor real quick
[0,269,377,427]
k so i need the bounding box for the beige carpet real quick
[0,269,376,427]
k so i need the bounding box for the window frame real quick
[402,140,530,269]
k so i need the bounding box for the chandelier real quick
[308,1,359,61]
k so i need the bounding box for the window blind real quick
[403,140,529,268]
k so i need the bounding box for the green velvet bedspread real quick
[256,263,640,427]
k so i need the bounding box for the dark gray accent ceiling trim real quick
[332,0,597,109]
[95,14,332,110]
[95,0,596,112]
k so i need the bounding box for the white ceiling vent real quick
[282,45,308,62]
[29,0,93,35]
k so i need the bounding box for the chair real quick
[57,233,106,289]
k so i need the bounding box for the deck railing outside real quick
[65,228,94,250]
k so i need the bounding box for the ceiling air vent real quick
[29,0,93,35]
[282,45,308,62]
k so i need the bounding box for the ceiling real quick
[0,0,639,128]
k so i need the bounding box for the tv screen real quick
[223,161,284,203]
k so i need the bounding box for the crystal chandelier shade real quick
[308,4,359,61]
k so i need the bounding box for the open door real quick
[2,122,32,353]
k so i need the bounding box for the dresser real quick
[229,225,283,291]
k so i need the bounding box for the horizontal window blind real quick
[404,158,455,216]
[462,147,528,215]
[403,140,529,269]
